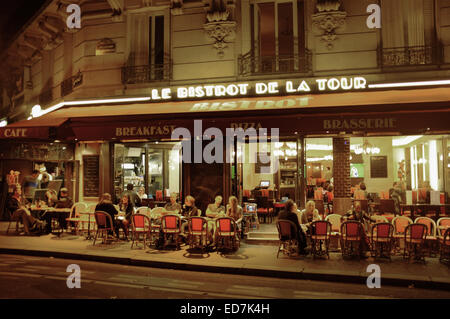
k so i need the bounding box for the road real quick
[0,254,449,299]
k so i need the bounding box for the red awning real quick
[0,118,68,140]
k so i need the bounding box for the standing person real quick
[343,201,376,258]
[164,194,182,213]
[95,193,120,238]
[121,184,142,207]
[226,196,243,239]
[390,182,403,215]
[278,200,308,255]
[7,188,44,235]
[22,170,40,201]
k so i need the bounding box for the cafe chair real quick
[437,217,450,237]
[243,189,251,202]
[187,216,208,252]
[325,214,342,236]
[6,209,24,235]
[66,203,86,235]
[439,228,450,264]
[215,217,240,253]
[136,206,150,216]
[131,214,151,249]
[161,214,182,250]
[256,196,273,224]
[403,223,427,262]
[392,216,413,253]
[370,222,394,260]
[340,221,364,259]
[93,211,116,245]
[415,216,438,256]
[276,219,299,258]
[310,220,332,259]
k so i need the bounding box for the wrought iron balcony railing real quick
[379,45,441,67]
[121,59,172,84]
[61,71,83,97]
[238,51,312,76]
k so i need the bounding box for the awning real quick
[0,118,68,140]
[6,87,450,140]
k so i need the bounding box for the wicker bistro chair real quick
[66,203,86,235]
[161,214,182,250]
[325,214,342,251]
[187,216,208,252]
[370,222,394,260]
[340,221,365,259]
[415,216,438,256]
[93,211,116,245]
[437,217,450,237]
[131,214,151,249]
[439,228,450,264]
[403,223,428,262]
[276,219,299,258]
[310,220,332,259]
[392,216,413,253]
[215,217,240,253]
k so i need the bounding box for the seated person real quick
[164,194,182,214]
[206,195,225,218]
[300,200,321,234]
[181,195,200,237]
[226,196,243,238]
[343,201,376,258]
[278,200,307,255]
[7,188,44,235]
[54,188,73,230]
[95,193,121,238]
[137,187,148,200]
[117,194,134,240]
[45,189,58,207]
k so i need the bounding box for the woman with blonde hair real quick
[226,196,243,237]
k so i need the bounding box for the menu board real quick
[83,155,99,197]
[370,156,388,178]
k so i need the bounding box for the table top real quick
[30,206,71,212]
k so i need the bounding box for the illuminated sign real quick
[2,128,28,138]
[146,77,367,101]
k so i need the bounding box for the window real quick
[240,0,309,75]
[380,0,436,66]
[123,11,170,84]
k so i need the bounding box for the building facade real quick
[0,0,449,215]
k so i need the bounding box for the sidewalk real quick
[0,222,449,291]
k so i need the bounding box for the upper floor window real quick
[123,10,171,84]
[380,0,437,66]
[239,0,310,76]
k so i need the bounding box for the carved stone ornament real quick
[203,0,236,57]
[170,0,184,15]
[312,0,346,50]
[204,21,236,58]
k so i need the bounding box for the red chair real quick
[161,214,181,250]
[276,219,299,258]
[310,220,332,259]
[215,217,239,253]
[261,189,269,198]
[131,214,151,249]
[340,221,364,259]
[415,216,438,256]
[371,223,394,260]
[437,217,450,237]
[188,216,208,251]
[243,189,251,201]
[93,211,116,245]
[392,216,413,253]
[418,188,427,203]
[156,190,163,202]
[256,196,274,224]
[403,223,427,262]
[439,228,450,264]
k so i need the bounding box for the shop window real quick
[122,11,171,84]
[380,0,437,66]
[113,142,181,202]
[239,0,310,75]
[305,138,333,200]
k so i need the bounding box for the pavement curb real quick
[1,248,449,291]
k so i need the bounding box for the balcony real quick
[378,45,442,67]
[238,51,312,77]
[61,71,83,97]
[121,58,172,85]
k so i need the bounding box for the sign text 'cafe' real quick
[146,77,368,101]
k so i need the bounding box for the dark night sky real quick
[0,0,49,52]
